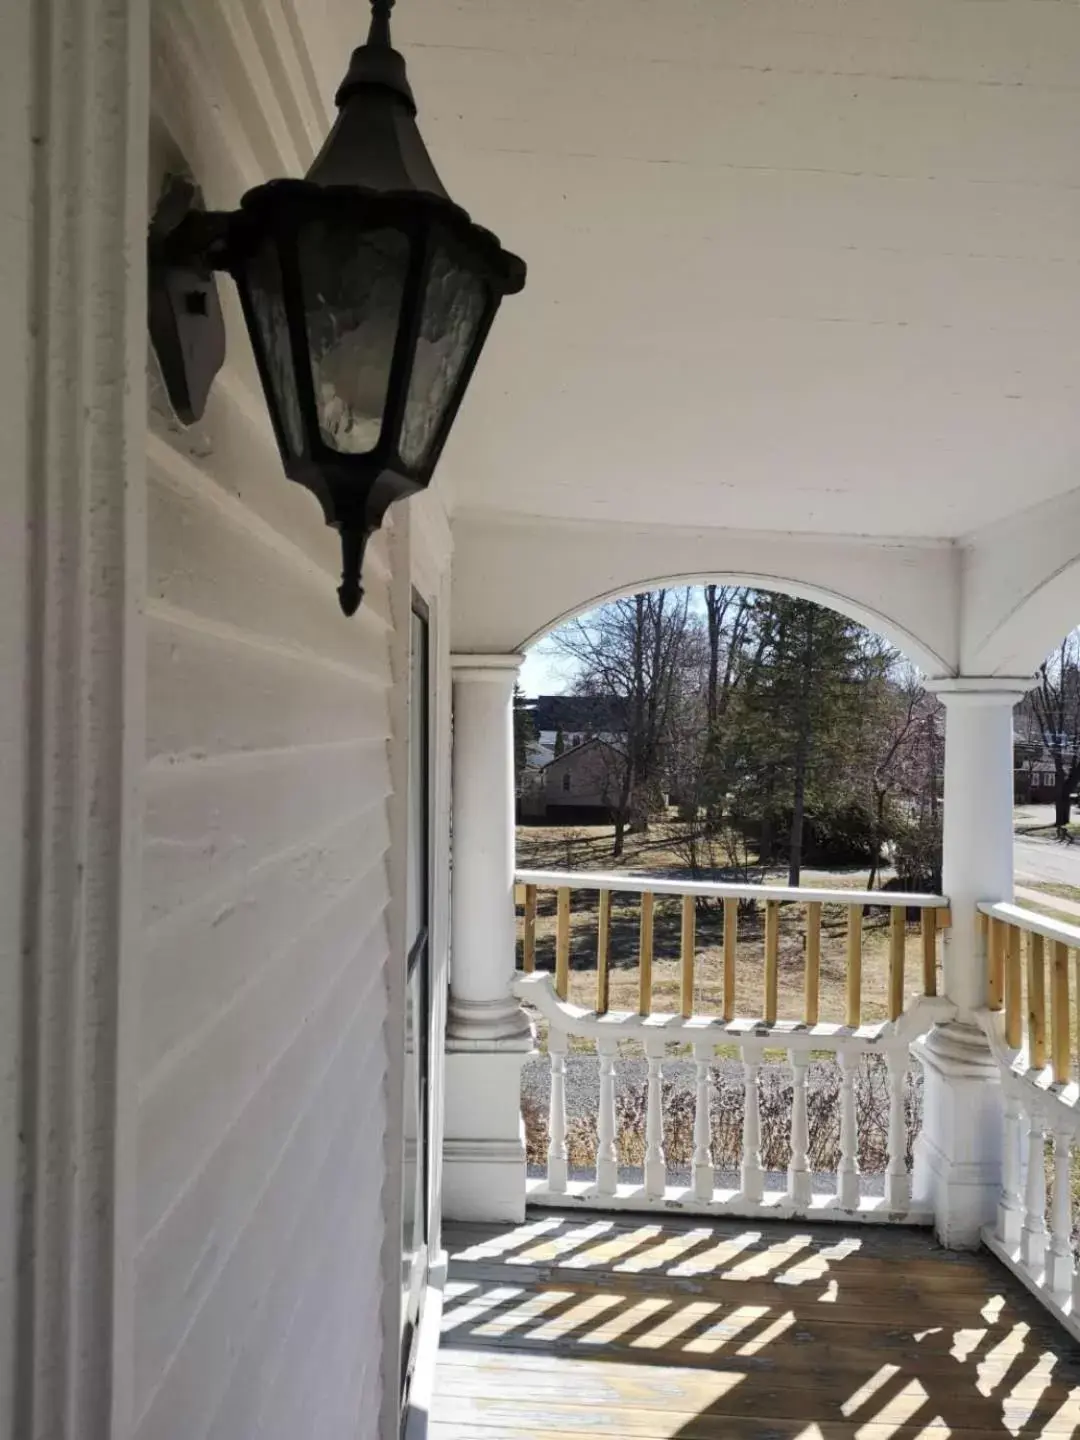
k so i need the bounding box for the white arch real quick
[520,569,945,674]
[451,513,961,677]
[961,489,1080,677]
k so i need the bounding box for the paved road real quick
[1014,835,1080,888]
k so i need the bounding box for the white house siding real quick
[137,3,401,1430]
[135,382,396,1440]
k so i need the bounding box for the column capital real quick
[451,652,524,684]
[925,675,1032,706]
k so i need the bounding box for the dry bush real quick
[523,1054,923,1177]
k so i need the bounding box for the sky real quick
[519,641,572,697]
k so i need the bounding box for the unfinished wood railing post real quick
[888,907,905,1021]
[804,901,822,1025]
[1005,923,1022,1049]
[846,905,863,1027]
[555,886,571,1000]
[680,894,696,1017]
[1027,931,1046,1069]
[764,899,779,1025]
[722,897,737,1022]
[1051,940,1070,1084]
[920,908,938,997]
[522,883,538,972]
[596,889,611,1014]
[638,891,655,1017]
[988,916,1005,1012]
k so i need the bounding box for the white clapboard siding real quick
[136,371,396,1440]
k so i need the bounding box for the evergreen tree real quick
[513,684,536,795]
[553,728,565,758]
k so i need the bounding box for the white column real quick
[913,678,1030,1248]
[442,655,534,1222]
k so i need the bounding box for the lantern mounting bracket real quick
[148,177,238,425]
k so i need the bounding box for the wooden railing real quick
[978,903,1080,1342]
[516,869,949,1025]
[513,869,954,1223]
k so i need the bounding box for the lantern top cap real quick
[334,0,414,113]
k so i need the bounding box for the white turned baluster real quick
[1048,1128,1074,1297]
[998,1084,1024,1248]
[548,1027,569,1192]
[644,1036,666,1198]
[787,1052,811,1208]
[1020,1104,1047,1274]
[836,1047,860,1210]
[692,1041,714,1201]
[596,1036,618,1196]
[885,1050,911,1213]
[741,1042,764,1202]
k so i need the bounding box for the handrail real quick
[978,899,1080,950]
[515,868,949,1026]
[516,970,955,1050]
[518,867,948,910]
[977,900,1079,1086]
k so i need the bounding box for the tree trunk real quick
[787,610,815,887]
[1055,764,1071,827]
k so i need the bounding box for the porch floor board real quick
[434,1211,1080,1439]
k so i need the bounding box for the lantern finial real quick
[367,0,395,50]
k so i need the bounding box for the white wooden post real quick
[914,678,1030,1248]
[1048,1127,1073,1297]
[885,1050,911,1213]
[1020,1105,1047,1274]
[787,1052,811,1208]
[547,1028,569,1192]
[644,1036,666,1199]
[998,1083,1024,1248]
[444,655,535,1222]
[837,1047,860,1210]
[692,1041,714,1202]
[741,1042,765,1203]
[596,1036,618,1196]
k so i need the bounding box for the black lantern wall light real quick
[149,0,525,614]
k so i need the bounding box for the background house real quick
[519,737,624,822]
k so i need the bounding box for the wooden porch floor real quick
[434,1212,1080,1439]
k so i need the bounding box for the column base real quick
[912,1021,1003,1249]
[443,1004,535,1223]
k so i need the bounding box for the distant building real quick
[519,738,625,823]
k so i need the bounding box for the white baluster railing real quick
[787,1052,811,1208]
[692,1040,713,1202]
[596,1036,618,1197]
[514,970,953,1224]
[978,901,1079,1345]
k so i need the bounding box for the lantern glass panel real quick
[299,221,410,455]
[245,239,305,458]
[399,244,487,470]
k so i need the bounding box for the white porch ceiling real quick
[391,0,1080,541]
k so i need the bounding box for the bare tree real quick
[547,589,694,856]
[1027,634,1080,828]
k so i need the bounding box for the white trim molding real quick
[9,2,149,1436]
